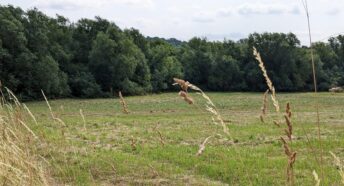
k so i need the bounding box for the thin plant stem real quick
[301,0,324,182]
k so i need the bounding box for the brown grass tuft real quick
[0,89,48,185]
[119,91,129,114]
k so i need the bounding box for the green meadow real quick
[21,92,344,185]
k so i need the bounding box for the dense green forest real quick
[0,5,343,100]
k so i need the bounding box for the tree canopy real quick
[0,5,343,100]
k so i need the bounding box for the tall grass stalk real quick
[173,78,253,185]
[329,151,344,184]
[0,88,48,185]
[253,49,297,185]
[41,90,66,127]
[301,0,324,181]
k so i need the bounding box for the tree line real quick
[0,5,343,100]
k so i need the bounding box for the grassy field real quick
[21,92,344,185]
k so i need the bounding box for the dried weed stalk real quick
[0,89,48,185]
[173,78,229,136]
[153,124,165,147]
[23,104,38,125]
[130,136,136,151]
[254,48,299,185]
[281,103,296,185]
[260,89,269,123]
[253,47,280,112]
[329,151,344,184]
[173,78,190,92]
[0,80,4,106]
[273,120,281,127]
[119,91,129,114]
[178,91,193,104]
[312,170,320,186]
[41,90,66,126]
[301,0,324,180]
[80,109,86,131]
[196,136,212,156]
[281,137,297,185]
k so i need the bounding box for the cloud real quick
[115,0,154,8]
[33,0,154,10]
[326,8,340,16]
[33,0,86,10]
[217,8,233,17]
[135,18,156,28]
[237,3,300,16]
[192,12,215,23]
[204,33,246,41]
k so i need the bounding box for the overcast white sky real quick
[2,0,344,45]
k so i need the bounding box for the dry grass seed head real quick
[284,115,293,140]
[0,91,49,185]
[281,136,297,184]
[153,125,165,147]
[259,90,269,123]
[119,91,129,114]
[178,91,193,104]
[80,109,87,131]
[173,78,229,136]
[312,170,320,186]
[281,137,291,156]
[130,136,136,151]
[329,151,344,184]
[253,47,280,112]
[262,89,269,115]
[173,78,190,92]
[196,136,212,156]
[273,120,281,127]
[259,115,264,123]
[286,102,292,118]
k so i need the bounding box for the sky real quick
[1,0,344,45]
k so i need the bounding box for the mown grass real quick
[24,92,344,185]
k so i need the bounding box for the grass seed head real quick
[312,170,320,186]
[131,136,136,151]
[178,91,193,104]
[253,47,280,112]
[286,102,292,118]
[173,78,190,92]
[196,136,211,156]
[273,120,281,127]
[119,91,129,114]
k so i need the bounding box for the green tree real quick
[89,27,151,95]
[147,39,183,91]
[181,37,214,89]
